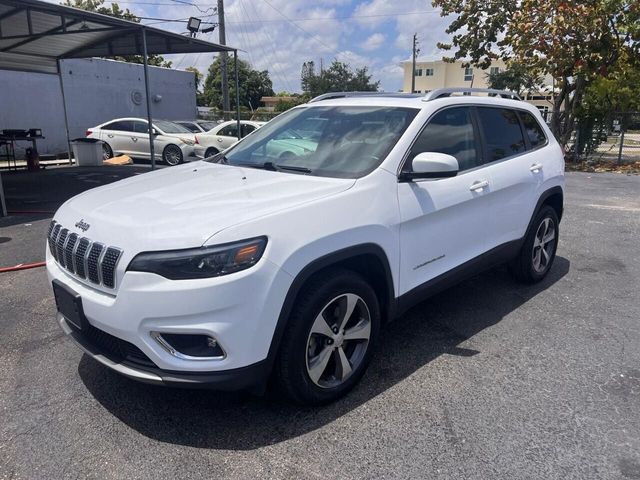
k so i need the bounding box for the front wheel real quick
[509,205,559,283]
[163,144,183,166]
[275,269,380,405]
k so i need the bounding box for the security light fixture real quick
[187,17,201,36]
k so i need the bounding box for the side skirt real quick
[394,238,523,318]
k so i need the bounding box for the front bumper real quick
[47,251,293,388]
[59,313,269,390]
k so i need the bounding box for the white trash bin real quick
[71,138,104,166]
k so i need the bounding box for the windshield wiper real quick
[233,161,312,174]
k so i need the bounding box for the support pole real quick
[234,50,241,140]
[218,0,230,119]
[411,33,417,94]
[141,28,156,170]
[57,59,73,165]
[0,171,7,217]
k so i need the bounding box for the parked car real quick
[175,120,220,133]
[87,118,197,166]
[48,89,564,405]
[194,120,264,158]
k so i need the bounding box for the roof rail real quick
[308,91,420,103]
[423,88,521,101]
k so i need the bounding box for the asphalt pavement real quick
[1,171,639,479]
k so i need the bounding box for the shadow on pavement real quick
[79,256,570,450]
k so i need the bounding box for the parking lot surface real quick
[1,171,639,479]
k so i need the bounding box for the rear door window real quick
[241,124,256,137]
[103,120,133,132]
[520,111,547,148]
[218,124,238,137]
[476,107,526,161]
[407,106,480,171]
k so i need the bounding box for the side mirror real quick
[399,152,459,181]
[151,128,159,136]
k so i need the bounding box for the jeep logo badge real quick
[75,219,90,232]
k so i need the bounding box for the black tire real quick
[163,144,183,166]
[274,268,380,405]
[509,205,559,283]
[204,147,219,158]
[102,142,113,160]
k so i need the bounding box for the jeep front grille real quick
[48,220,123,289]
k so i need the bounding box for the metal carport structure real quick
[0,0,240,217]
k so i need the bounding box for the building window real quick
[414,68,423,77]
[490,67,500,75]
[464,67,473,82]
[425,68,434,76]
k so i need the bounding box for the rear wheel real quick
[102,142,113,160]
[275,269,380,405]
[509,205,559,283]
[163,144,183,166]
[204,147,219,158]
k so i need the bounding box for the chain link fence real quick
[567,111,640,164]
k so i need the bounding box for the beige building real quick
[401,58,555,115]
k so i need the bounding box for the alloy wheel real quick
[532,217,556,273]
[164,145,182,166]
[305,293,371,388]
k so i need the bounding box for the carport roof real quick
[0,0,235,74]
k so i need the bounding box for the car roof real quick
[301,92,542,116]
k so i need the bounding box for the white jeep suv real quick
[47,89,564,405]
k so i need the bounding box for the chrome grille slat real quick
[64,233,79,274]
[101,247,122,289]
[50,224,62,261]
[87,243,104,284]
[56,229,69,268]
[74,238,90,279]
[47,223,122,290]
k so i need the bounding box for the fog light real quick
[151,332,225,359]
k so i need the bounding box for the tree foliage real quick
[432,0,640,147]
[61,0,172,67]
[486,62,544,98]
[202,57,274,110]
[301,60,380,97]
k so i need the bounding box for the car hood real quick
[54,162,355,252]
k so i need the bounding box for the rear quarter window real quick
[520,111,547,148]
[476,107,526,161]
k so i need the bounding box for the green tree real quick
[301,60,380,97]
[185,67,207,106]
[486,62,544,98]
[202,57,274,110]
[61,0,172,67]
[432,0,640,147]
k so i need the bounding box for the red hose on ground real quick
[0,261,46,273]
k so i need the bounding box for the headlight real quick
[127,237,267,280]
[178,137,195,146]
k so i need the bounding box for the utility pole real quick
[217,0,230,118]
[411,33,419,94]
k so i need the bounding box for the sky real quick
[55,0,456,93]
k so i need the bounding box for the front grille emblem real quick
[75,219,90,232]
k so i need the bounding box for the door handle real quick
[469,180,489,192]
[217,138,223,142]
[530,163,543,172]
[131,137,138,142]
[107,134,114,138]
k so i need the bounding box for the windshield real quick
[207,106,418,178]
[154,120,192,134]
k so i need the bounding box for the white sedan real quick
[87,118,198,166]
[194,120,265,158]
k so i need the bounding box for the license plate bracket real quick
[52,280,87,330]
